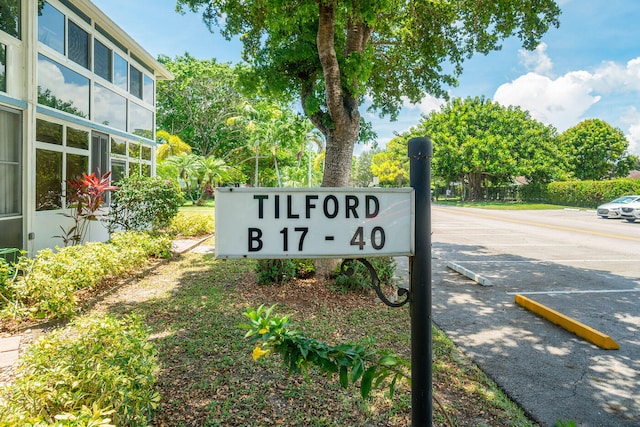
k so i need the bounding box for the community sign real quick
[215,187,414,259]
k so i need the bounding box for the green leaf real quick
[350,359,364,383]
[339,366,348,389]
[360,366,377,399]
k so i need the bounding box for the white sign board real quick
[215,187,414,259]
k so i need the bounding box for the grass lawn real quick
[95,253,536,426]
[435,200,577,210]
[179,199,215,215]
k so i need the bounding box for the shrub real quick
[0,313,159,427]
[292,258,315,278]
[537,178,640,207]
[0,231,172,320]
[168,212,214,237]
[107,175,184,233]
[333,257,397,293]
[256,259,297,285]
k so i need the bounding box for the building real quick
[0,0,173,255]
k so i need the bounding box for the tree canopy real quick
[176,0,561,187]
[558,119,637,181]
[156,54,249,158]
[412,96,563,200]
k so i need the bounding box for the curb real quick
[445,261,493,287]
[514,294,620,350]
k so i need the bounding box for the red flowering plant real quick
[56,171,118,246]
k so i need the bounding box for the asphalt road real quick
[423,205,640,427]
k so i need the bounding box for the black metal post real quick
[408,137,433,426]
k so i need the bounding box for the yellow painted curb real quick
[514,294,619,350]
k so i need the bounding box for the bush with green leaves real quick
[0,231,172,320]
[255,258,317,285]
[168,212,214,237]
[0,313,159,427]
[333,257,397,293]
[107,175,184,233]
[256,259,297,285]
[539,178,640,207]
[241,305,410,399]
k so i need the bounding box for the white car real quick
[596,195,640,219]
[620,200,640,223]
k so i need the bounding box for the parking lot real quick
[425,206,640,426]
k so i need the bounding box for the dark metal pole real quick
[408,137,433,426]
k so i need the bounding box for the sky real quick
[92,0,640,156]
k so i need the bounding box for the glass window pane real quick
[0,0,20,38]
[128,142,140,159]
[0,43,6,92]
[111,159,126,183]
[38,54,89,118]
[129,65,142,99]
[128,102,153,138]
[38,2,65,54]
[36,119,62,145]
[141,145,151,161]
[143,74,154,104]
[93,83,127,130]
[36,149,62,211]
[67,127,88,149]
[129,161,141,176]
[110,137,126,156]
[66,153,88,182]
[68,20,89,69]
[94,39,112,81]
[141,163,151,177]
[114,53,127,90]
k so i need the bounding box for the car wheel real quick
[625,218,636,223]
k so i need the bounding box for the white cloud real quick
[402,94,445,115]
[493,71,600,132]
[621,107,640,156]
[519,42,553,75]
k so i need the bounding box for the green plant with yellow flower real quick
[239,305,410,399]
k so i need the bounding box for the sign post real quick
[408,136,433,426]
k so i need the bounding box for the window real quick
[68,20,89,69]
[0,0,20,39]
[36,119,91,211]
[111,159,126,183]
[114,53,128,90]
[67,127,89,149]
[36,119,63,145]
[94,83,127,130]
[94,39,112,82]
[129,102,153,138]
[0,107,20,216]
[36,149,63,211]
[0,107,21,248]
[129,65,142,99]
[143,74,154,104]
[66,153,88,183]
[111,137,126,156]
[38,54,89,118]
[38,2,65,54]
[91,131,108,176]
[0,43,6,93]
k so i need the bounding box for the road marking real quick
[434,207,640,242]
[508,289,640,296]
[514,295,620,350]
